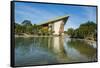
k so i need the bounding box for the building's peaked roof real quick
[38,15,69,26]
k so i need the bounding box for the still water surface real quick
[15,37,97,66]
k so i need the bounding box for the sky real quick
[15,2,97,31]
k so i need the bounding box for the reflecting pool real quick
[15,37,97,66]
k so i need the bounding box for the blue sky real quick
[15,2,96,31]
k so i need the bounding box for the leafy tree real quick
[21,20,33,34]
[33,24,39,34]
[78,21,96,38]
[66,21,97,40]
[67,28,74,37]
[15,23,23,34]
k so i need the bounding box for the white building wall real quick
[53,20,64,35]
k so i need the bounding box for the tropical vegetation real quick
[15,20,52,35]
[15,20,97,41]
[66,21,97,41]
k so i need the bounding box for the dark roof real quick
[38,15,69,26]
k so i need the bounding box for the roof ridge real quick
[38,15,69,25]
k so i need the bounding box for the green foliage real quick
[15,20,50,35]
[79,21,96,38]
[67,21,97,40]
[32,24,39,34]
[15,20,33,34]
[15,23,23,34]
[67,28,74,37]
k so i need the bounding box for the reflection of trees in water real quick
[67,39,97,59]
[15,37,97,65]
[15,37,37,55]
[15,37,55,55]
[15,37,50,50]
[15,37,68,62]
[15,37,64,51]
[15,37,60,66]
[15,37,97,60]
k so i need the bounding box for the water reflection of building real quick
[38,16,69,36]
[47,37,65,54]
[52,37,64,53]
[47,37,68,62]
[47,37,97,62]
